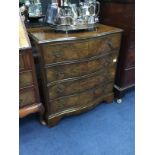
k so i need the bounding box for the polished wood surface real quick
[28,24,122,44]
[99,0,135,99]
[42,33,121,65]
[19,71,33,88]
[19,48,45,124]
[48,69,114,100]
[19,18,45,122]
[20,103,42,118]
[45,51,118,82]
[28,24,122,126]
[19,49,38,107]
[49,82,113,115]
[19,16,31,50]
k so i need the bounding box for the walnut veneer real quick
[28,24,123,127]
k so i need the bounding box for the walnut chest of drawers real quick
[28,24,123,126]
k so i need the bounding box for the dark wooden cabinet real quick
[19,16,45,123]
[99,0,135,101]
[28,24,123,127]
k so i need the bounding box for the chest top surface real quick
[19,16,31,50]
[28,24,123,44]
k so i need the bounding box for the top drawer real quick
[42,33,121,65]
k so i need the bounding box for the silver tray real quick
[50,24,97,32]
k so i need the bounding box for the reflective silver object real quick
[44,0,59,25]
[57,1,74,25]
[79,0,100,24]
[45,0,100,31]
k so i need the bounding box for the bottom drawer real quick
[49,82,113,114]
[19,87,36,107]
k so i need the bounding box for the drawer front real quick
[42,34,121,65]
[48,69,114,100]
[42,41,89,64]
[19,71,33,88]
[19,88,36,107]
[49,82,113,114]
[46,51,118,83]
[89,33,121,56]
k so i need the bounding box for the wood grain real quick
[28,24,122,126]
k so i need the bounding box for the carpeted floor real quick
[19,90,135,155]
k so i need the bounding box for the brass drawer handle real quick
[53,51,64,58]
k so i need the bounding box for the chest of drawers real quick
[99,0,135,101]
[19,16,44,123]
[28,24,123,126]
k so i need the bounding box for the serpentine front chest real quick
[28,24,123,127]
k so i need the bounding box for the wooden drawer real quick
[42,41,88,64]
[89,33,121,56]
[49,82,113,114]
[19,71,33,88]
[42,33,121,65]
[19,87,36,107]
[47,68,115,100]
[46,51,118,83]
